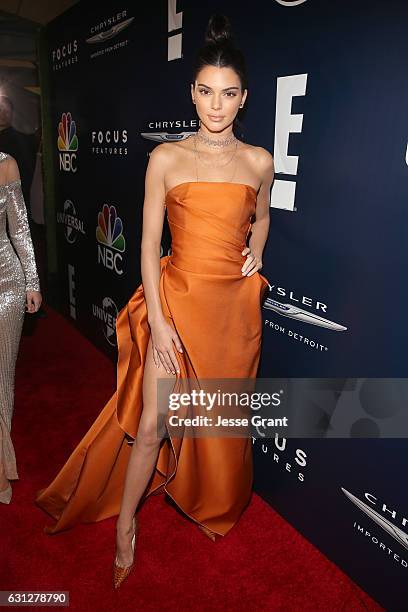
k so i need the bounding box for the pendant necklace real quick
[193,133,239,183]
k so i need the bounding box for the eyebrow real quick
[197,83,240,91]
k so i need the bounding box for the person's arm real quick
[141,144,183,373]
[5,155,41,293]
[141,144,169,324]
[242,148,275,276]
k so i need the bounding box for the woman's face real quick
[191,65,247,134]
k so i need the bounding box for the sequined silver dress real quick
[0,151,40,481]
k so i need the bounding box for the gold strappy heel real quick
[198,523,217,541]
[113,515,139,589]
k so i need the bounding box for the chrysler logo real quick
[342,487,408,551]
[86,17,134,44]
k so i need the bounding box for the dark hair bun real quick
[204,13,234,47]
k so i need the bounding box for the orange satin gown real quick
[35,181,269,538]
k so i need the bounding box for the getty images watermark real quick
[154,377,408,439]
[155,377,284,438]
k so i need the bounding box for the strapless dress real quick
[35,181,269,538]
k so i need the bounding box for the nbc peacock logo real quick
[96,204,125,251]
[58,111,78,172]
[58,112,78,151]
[96,203,126,275]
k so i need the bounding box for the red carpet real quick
[1,304,383,611]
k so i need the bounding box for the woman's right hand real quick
[149,318,183,374]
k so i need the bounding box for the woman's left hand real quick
[26,290,42,314]
[241,247,262,277]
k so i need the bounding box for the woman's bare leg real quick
[115,334,176,565]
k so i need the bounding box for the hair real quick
[192,13,248,137]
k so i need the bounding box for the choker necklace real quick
[195,129,237,148]
[193,133,239,171]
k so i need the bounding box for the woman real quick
[0,151,42,504]
[35,13,274,588]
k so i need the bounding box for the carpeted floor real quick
[0,304,383,611]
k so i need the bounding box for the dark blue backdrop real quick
[45,1,408,608]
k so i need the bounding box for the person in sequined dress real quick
[0,151,42,504]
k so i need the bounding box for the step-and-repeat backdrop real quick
[45,1,407,608]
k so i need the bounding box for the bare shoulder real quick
[148,141,173,163]
[3,154,21,183]
[240,143,274,189]
[145,141,190,199]
[257,146,274,170]
[148,140,188,169]
[146,143,174,187]
[244,143,274,170]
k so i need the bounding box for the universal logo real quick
[343,487,408,564]
[96,203,126,275]
[57,112,78,173]
[57,200,85,244]
[92,297,118,346]
[51,40,78,71]
[90,129,128,156]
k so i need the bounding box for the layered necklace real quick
[193,128,239,180]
